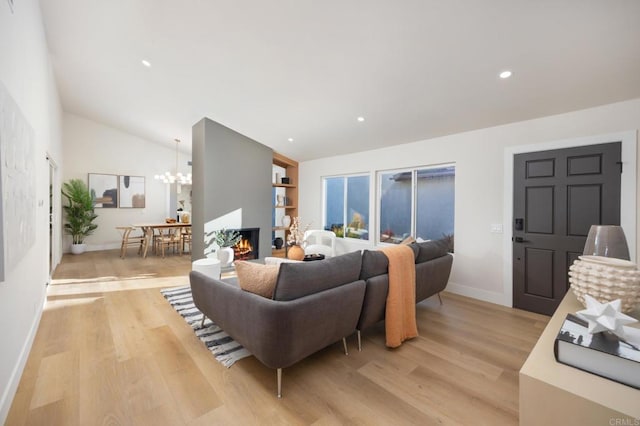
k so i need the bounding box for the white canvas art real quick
[0,81,37,282]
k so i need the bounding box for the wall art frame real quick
[88,173,118,208]
[118,175,145,208]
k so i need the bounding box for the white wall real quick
[0,0,63,422]
[63,113,187,251]
[299,98,640,306]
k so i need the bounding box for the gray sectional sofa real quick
[188,240,453,397]
[189,251,366,398]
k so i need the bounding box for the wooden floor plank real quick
[7,249,549,425]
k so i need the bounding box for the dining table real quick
[132,222,192,257]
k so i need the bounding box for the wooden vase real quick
[287,244,305,261]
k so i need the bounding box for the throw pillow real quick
[235,261,279,298]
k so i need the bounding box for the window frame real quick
[322,173,371,241]
[376,163,455,245]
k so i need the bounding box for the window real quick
[378,165,455,249]
[323,175,370,240]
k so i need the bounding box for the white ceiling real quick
[39,0,640,161]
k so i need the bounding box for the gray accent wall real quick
[192,118,273,260]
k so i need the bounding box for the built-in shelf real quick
[272,152,298,257]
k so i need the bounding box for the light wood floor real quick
[7,249,549,425]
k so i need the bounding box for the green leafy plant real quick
[212,228,242,247]
[62,179,98,244]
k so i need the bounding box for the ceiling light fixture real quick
[357,116,365,122]
[141,59,151,67]
[154,139,192,185]
[288,138,294,142]
[499,70,512,79]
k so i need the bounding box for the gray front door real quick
[513,142,622,315]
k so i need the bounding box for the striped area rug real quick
[161,286,252,367]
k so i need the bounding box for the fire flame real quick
[234,238,253,257]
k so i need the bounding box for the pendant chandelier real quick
[154,138,192,185]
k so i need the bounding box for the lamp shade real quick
[582,225,630,260]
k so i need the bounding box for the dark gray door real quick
[513,142,622,315]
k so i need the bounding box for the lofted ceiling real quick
[39,0,640,161]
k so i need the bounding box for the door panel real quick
[527,159,555,178]
[526,186,554,234]
[567,185,601,235]
[513,142,621,315]
[567,154,602,175]
[525,248,554,298]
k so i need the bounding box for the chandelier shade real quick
[154,138,192,185]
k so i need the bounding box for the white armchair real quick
[303,230,337,258]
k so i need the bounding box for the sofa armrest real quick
[415,253,453,302]
[189,271,365,369]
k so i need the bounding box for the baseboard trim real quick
[62,242,120,254]
[445,282,509,307]
[0,288,45,424]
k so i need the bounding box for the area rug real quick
[161,286,252,367]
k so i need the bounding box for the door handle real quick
[512,236,528,243]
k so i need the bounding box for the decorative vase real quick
[217,246,235,266]
[287,244,305,261]
[70,243,87,255]
[583,225,630,260]
[274,237,284,249]
[568,255,640,313]
[282,215,291,228]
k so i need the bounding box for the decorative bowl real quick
[568,256,640,313]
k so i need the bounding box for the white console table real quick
[519,291,640,425]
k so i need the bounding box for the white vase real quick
[282,215,291,228]
[70,243,87,255]
[217,246,235,266]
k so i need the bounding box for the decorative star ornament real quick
[577,295,638,339]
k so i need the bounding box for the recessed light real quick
[142,60,151,67]
[357,116,365,122]
[499,70,512,79]
[287,138,294,142]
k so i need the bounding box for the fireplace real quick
[232,228,259,261]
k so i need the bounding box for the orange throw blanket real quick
[380,245,418,348]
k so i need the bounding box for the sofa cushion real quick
[273,251,362,301]
[360,249,389,280]
[235,261,279,298]
[416,238,449,263]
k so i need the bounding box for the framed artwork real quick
[88,173,118,208]
[119,175,145,208]
[0,80,36,282]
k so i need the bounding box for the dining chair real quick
[155,227,181,258]
[181,227,192,254]
[116,226,146,259]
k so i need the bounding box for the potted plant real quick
[212,228,242,266]
[62,178,98,254]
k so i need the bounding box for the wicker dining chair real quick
[154,227,181,257]
[116,226,146,259]
[181,227,192,254]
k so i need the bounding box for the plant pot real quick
[287,244,305,261]
[217,246,235,266]
[70,243,87,255]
